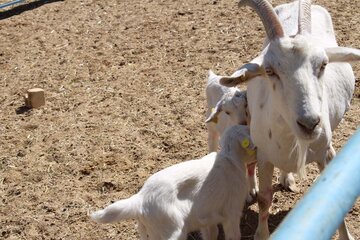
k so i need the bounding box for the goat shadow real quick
[187,184,291,240]
[0,0,64,20]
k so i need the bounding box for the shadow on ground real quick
[187,206,290,240]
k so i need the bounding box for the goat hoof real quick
[287,183,299,193]
[280,172,299,193]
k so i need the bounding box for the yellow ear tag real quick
[211,108,216,113]
[241,138,250,148]
[246,148,256,156]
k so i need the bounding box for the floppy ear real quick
[220,62,264,87]
[205,101,222,124]
[326,47,360,62]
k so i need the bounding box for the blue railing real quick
[0,0,24,9]
[271,129,360,239]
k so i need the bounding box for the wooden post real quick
[24,88,45,108]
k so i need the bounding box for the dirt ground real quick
[0,0,359,239]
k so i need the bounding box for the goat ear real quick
[220,68,247,87]
[205,102,222,124]
[326,47,360,63]
[220,63,263,87]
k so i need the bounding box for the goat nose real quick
[296,115,321,133]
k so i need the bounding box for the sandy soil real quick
[0,0,359,239]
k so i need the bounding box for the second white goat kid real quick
[91,125,256,240]
[205,70,249,152]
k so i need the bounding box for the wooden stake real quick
[24,88,45,108]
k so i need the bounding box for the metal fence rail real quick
[271,129,360,239]
[0,0,24,9]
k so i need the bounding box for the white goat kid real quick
[205,70,249,152]
[205,71,257,201]
[219,0,359,239]
[91,125,256,240]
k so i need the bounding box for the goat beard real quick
[290,138,309,179]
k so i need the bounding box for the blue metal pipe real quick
[0,0,24,9]
[271,129,360,240]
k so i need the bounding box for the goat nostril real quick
[314,116,320,127]
[297,120,307,130]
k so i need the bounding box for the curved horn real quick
[239,0,284,40]
[298,0,312,35]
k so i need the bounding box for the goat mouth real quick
[296,125,321,141]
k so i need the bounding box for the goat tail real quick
[91,195,142,224]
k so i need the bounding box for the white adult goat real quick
[91,125,256,240]
[219,0,359,239]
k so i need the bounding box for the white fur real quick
[91,125,256,240]
[220,1,358,239]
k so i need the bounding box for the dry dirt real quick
[0,0,359,239]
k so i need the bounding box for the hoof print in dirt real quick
[99,182,117,193]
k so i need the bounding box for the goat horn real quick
[298,0,312,35]
[239,0,284,40]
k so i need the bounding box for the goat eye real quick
[320,62,327,71]
[317,61,328,77]
[225,111,230,115]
